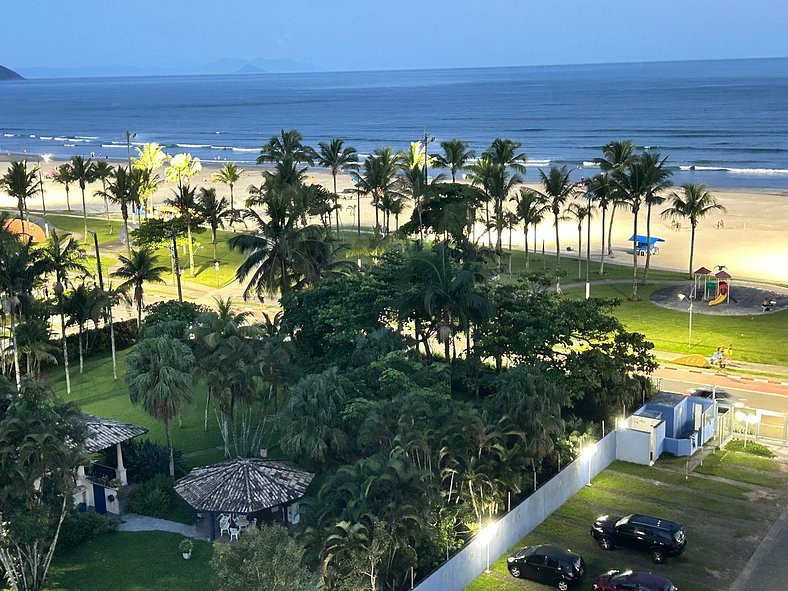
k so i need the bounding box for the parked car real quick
[686,386,740,412]
[506,544,585,590]
[591,514,686,563]
[594,569,678,591]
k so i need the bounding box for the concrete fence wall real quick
[413,431,617,591]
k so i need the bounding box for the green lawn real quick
[694,450,783,487]
[49,531,213,590]
[467,457,787,591]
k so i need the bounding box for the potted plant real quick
[179,538,193,560]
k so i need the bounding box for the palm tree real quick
[229,186,352,299]
[70,155,97,242]
[586,173,613,274]
[434,139,476,183]
[126,335,195,477]
[96,166,141,256]
[165,183,200,276]
[93,160,114,223]
[211,162,245,224]
[257,129,317,187]
[537,165,574,293]
[0,161,40,237]
[639,152,672,283]
[52,163,74,211]
[198,187,231,269]
[359,147,403,233]
[662,184,727,278]
[64,284,106,374]
[40,230,88,395]
[595,140,636,256]
[132,142,168,216]
[483,138,528,172]
[112,248,168,328]
[565,201,593,279]
[13,317,58,378]
[512,188,549,271]
[317,138,359,232]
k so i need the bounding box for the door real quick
[93,483,106,514]
[543,556,561,586]
[524,554,546,582]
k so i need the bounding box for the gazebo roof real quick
[716,270,732,279]
[694,266,712,275]
[82,414,148,453]
[174,458,314,514]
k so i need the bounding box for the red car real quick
[594,569,677,591]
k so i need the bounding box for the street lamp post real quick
[38,155,51,236]
[581,442,597,486]
[478,521,498,573]
[678,292,694,349]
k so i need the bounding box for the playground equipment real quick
[708,269,732,306]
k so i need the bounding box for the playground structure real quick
[693,266,732,306]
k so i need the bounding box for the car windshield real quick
[573,557,582,571]
[610,571,633,584]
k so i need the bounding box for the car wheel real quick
[650,548,666,564]
[557,580,569,591]
[509,566,521,578]
[597,535,613,550]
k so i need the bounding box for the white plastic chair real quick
[218,515,231,537]
[229,527,240,541]
[236,515,250,530]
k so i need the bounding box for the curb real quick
[659,365,788,385]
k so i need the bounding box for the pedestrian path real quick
[118,513,201,539]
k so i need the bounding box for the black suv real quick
[591,514,686,563]
[507,544,586,590]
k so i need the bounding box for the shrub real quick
[102,439,183,482]
[125,473,178,518]
[56,509,118,555]
[144,300,209,327]
[725,439,775,457]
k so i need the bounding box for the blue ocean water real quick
[1,58,788,188]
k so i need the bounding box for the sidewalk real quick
[118,513,202,540]
[655,350,788,383]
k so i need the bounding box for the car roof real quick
[623,571,673,586]
[525,545,579,559]
[629,514,681,530]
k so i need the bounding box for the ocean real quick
[1,57,788,188]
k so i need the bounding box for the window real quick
[545,557,560,569]
[525,554,545,566]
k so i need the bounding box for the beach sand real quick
[2,157,787,284]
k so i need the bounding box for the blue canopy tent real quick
[629,235,665,255]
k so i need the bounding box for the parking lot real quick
[467,445,787,591]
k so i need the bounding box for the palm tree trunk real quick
[65,185,71,211]
[123,214,132,257]
[204,386,211,431]
[9,304,21,391]
[688,223,697,279]
[108,304,117,380]
[508,226,513,274]
[607,204,617,256]
[485,202,492,247]
[554,213,562,294]
[229,184,235,226]
[212,228,218,264]
[644,202,653,283]
[78,325,84,374]
[187,223,195,277]
[164,418,175,479]
[577,225,582,279]
[81,187,88,243]
[632,208,639,300]
[60,309,71,395]
[136,298,143,329]
[333,172,340,233]
[600,207,607,274]
[523,224,530,271]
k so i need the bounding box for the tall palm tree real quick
[0,161,40,237]
[483,138,528,173]
[565,201,593,279]
[466,157,522,259]
[317,138,359,232]
[359,147,403,233]
[70,155,97,242]
[512,188,549,271]
[198,187,231,269]
[52,163,74,211]
[132,142,168,216]
[537,165,574,293]
[661,184,727,278]
[211,162,245,223]
[112,248,168,328]
[13,317,58,378]
[639,152,672,283]
[595,140,636,256]
[165,183,199,276]
[125,335,195,477]
[63,284,106,374]
[40,230,88,395]
[434,139,476,183]
[586,173,613,274]
[257,129,317,187]
[93,160,114,223]
[96,166,141,256]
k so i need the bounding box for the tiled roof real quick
[82,414,148,453]
[174,458,314,513]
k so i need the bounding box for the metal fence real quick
[413,431,618,591]
[718,405,788,446]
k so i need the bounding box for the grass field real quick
[467,452,786,591]
[49,531,213,590]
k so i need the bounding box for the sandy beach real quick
[1,156,787,284]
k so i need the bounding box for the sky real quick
[5,0,788,76]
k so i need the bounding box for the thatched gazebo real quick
[174,457,314,541]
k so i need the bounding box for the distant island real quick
[0,65,23,80]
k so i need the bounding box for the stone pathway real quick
[118,513,203,540]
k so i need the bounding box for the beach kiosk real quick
[629,235,665,256]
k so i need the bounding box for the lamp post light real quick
[581,442,598,486]
[477,521,498,573]
[677,292,694,349]
[734,406,759,447]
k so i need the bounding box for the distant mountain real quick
[0,65,23,80]
[17,57,321,79]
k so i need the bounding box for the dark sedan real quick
[594,569,677,591]
[506,544,585,590]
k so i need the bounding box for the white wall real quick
[616,428,651,465]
